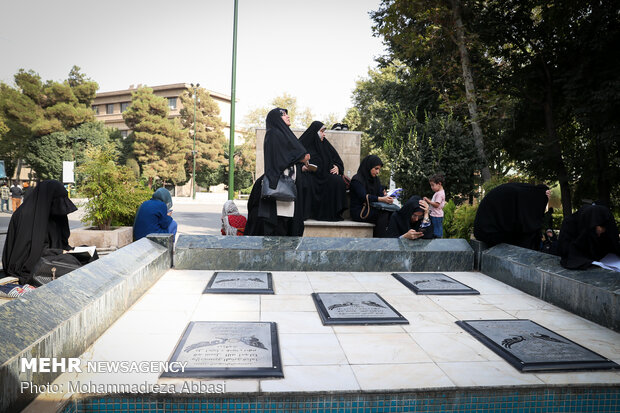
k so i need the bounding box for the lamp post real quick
[228,0,239,200]
[190,83,199,200]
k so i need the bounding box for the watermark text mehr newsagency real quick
[20,358,187,374]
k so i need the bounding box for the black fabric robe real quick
[558,204,620,269]
[299,121,346,221]
[473,183,549,250]
[350,155,384,222]
[387,196,435,239]
[245,175,265,236]
[258,108,308,236]
[2,180,79,284]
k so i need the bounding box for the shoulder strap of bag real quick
[360,194,370,220]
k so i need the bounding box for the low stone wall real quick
[174,235,474,272]
[481,243,620,332]
[0,235,173,413]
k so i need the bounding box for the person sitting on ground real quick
[221,200,247,236]
[540,228,559,255]
[299,121,347,221]
[133,188,178,241]
[2,180,97,286]
[558,203,620,270]
[387,196,435,240]
[473,182,550,250]
[350,155,394,238]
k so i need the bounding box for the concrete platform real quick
[303,219,374,238]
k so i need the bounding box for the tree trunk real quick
[450,0,491,183]
[595,134,611,208]
[542,89,572,217]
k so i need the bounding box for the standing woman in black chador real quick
[299,121,347,221]
[558,204,620,270]
[2,180,96,285]
[258,108,310,236]
[350,154,394,237]
[473,182,550,250]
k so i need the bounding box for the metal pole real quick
[228,0,239,200]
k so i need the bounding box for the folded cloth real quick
[0,283,35,298]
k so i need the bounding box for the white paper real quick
[591,253,620,272]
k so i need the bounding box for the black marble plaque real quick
[456,319,619,372]
[392,272,479,295]
[312,292,408,325]
[204,271,274,294]
[161,321,283,378]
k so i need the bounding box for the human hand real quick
[168,211,173,216]
[379,196,394,204]
[423,196,431,203]
[546,190,551,200]
[404,229,424,240]
[330,165,339,174]
[302,153,311,163]
[302,165,309,172]
[419,199,429,211]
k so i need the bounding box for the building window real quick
[92,105,99,115]
[106,104,114,114]
[168,97,177,110]
[121,102,130,112]
[120,130,129,139]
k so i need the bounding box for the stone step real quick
[303,219,374,238]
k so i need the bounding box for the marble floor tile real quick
[438,361,545,386]
[400,311,462,333]
[331,325,406,334]
[428,295,498,312]
[194,294,260,313]
[307,272,365,292]
[270,272,313,295]
[260,365,360,392]
[352,363,455,390]
[555,328,620,362]
[337,333,432,364]
[157,378,259,393]
[534,370,620,385]
[444,272,522,295]
[279,333,348,365]
[130,293,201,312]
[411,332,501,363]
[190,310,260,322]
[146,279,208,295]
[351,273,414,295]
[449,309,516,321]
[381,294,445,312]
[481,294,556,311]
[158,270,214,282]
[260,311,332,334]
[105,310,192,336]
[81,332,181,363]
[507,309,603,331]
[261,294,317,312]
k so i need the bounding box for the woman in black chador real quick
[258,108,310,236]
[299,121,346,221]
[387,196,435,240]
[558,204,620,270]
[350,155,394,238]
[473,182,549,250]
[2,180,94,285]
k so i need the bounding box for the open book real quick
[68,246,97,260]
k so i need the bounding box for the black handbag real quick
[31,254,81,286]
[261,168,297,201]
[370,201,401,212]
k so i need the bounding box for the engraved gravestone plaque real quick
[204,271,274,294]
[456,319,619,372]
[312,292,408,325]
[392,272,479,295]
[161,321,283,378]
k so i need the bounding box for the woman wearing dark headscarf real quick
[258,108,310,236]
[558,204,620,270]
[387,196,435,240]
[350,155,394,237]
[299,121,347,221]
[133,187,178,241]
[2,180,82,285]
[473,182,550,250]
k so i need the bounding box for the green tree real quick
[179,87,227,185]
[242,93,314,131]
[77,143,151,230]
[0,67,98,177]
[123,87,189,186]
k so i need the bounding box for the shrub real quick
[76,143,152,230]
[447,203,478,239]
[442,199,456,238]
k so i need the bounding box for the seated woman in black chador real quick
[558,204,620,270]
[299,121,347,221]
[258,108,310,236]
[350,155,394,238]
[2,180,97,285]
[473,182,550,250]
[387,196,435,240]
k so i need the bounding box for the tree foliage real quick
[179,87,227,184]
[76,143,151,230]
[123,87,189,185]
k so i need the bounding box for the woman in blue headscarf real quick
[133,188,178,240]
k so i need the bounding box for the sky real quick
[0,0,387,126]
